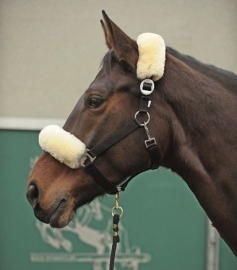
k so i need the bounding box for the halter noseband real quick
[81,79,161,194]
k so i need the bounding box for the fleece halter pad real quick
[39,125,86,169]
[136,33,166,81]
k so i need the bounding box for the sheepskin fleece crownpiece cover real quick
[136,33,166,81]
[39,125,86,169]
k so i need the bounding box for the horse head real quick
[26,11,171,228]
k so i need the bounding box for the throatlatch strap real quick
[146,140,161,169]
[139,94,160,169]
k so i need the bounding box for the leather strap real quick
[88,119,140,158]
[85,161,118,194]
[145,139,161,169]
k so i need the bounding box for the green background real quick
[0,130,236,270]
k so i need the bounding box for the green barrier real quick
[0,130,236,270]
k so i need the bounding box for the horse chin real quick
[49,200,76,228]
[49,208,75,228]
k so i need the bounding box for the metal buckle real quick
[143,123,157,148]
[145,138,157,148]
[140,79,155,95]
[81,151,96,167]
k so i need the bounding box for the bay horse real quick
[26,11,237,257]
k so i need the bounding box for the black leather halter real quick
[81,79,161,194]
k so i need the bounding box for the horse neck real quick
[158,52,237,255]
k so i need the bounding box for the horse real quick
[26,11,237,257]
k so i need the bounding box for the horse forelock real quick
[100,49,139,76]
[100,50,117,72]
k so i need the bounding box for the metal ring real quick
[111,206,124,217]
[134,111,150,126]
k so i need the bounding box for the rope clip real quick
[111,193,124,218]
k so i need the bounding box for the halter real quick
[81,78,161,194]
[39,33,166,195]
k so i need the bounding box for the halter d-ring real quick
[134,111,150,126]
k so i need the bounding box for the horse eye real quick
[88,96,103,108]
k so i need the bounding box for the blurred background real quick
[0,1,237,269]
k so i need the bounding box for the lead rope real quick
[109,193,123,270]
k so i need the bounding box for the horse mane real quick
[166,47,237,94]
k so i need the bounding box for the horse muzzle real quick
[26,181,75,228]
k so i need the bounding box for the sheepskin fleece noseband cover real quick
[137,33,166,81]
[39,125,86,169]
[38,33,166,169]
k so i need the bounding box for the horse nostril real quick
[26,183,40,208]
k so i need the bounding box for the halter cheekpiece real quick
[39,33,166,194]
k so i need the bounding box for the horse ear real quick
[101,10,138,70]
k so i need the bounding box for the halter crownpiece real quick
[39,125,86,169]
[136,33,166,81]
